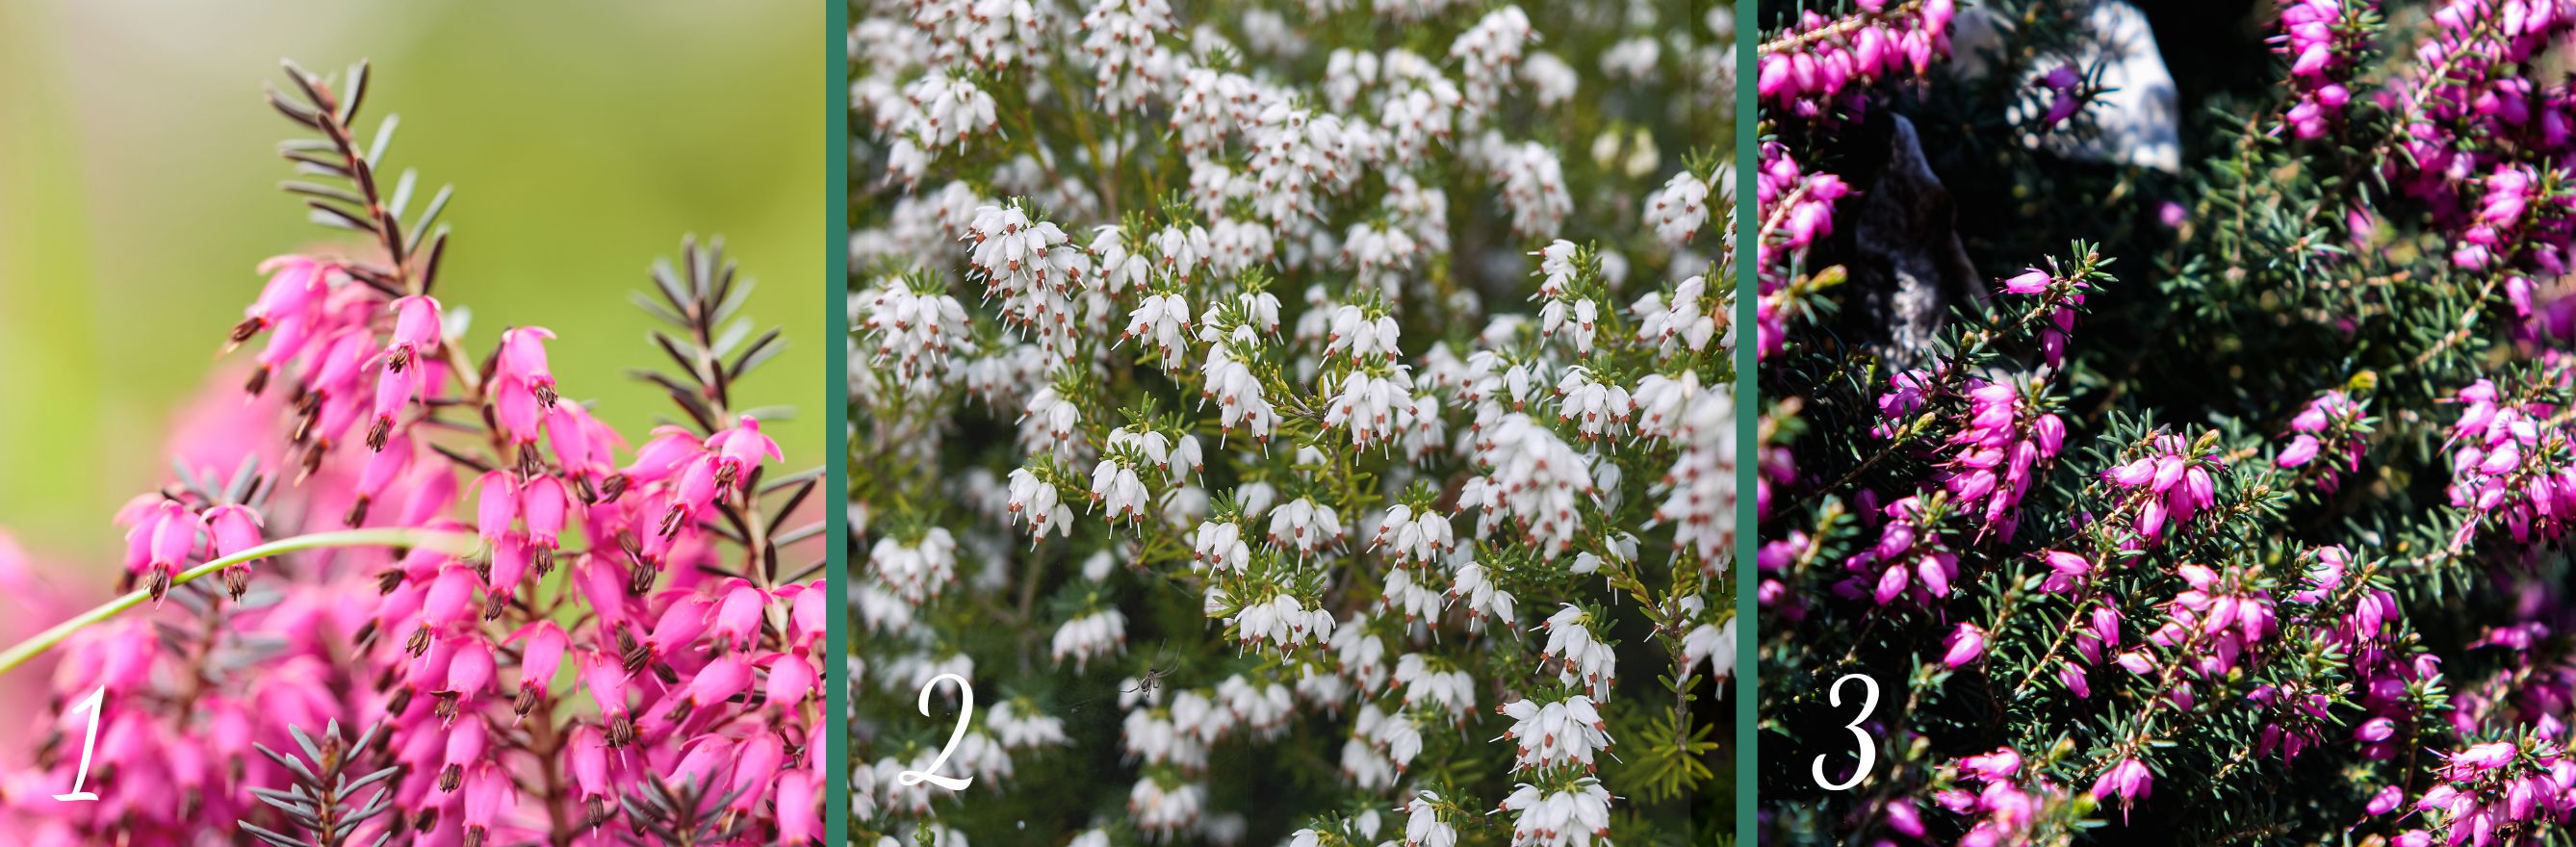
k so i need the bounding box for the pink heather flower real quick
[2038,550,2092,594]
[1999,268,2051,295]
[1960,747,2022,782]
[1943,623,1987,668]
[386,295,444,371]
[497,326,559,406]
[2092,757,2153,820]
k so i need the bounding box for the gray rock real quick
[1848,115,1983,370]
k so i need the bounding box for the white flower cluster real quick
[1498,694,1611,773]
[852,0,1733,840]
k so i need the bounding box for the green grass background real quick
[0,1,826,572]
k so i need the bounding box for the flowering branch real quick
[0,527,475,676]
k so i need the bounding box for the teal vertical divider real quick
[1736,0,1759,842]
[826,0,852,842]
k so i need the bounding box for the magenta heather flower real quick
[2099,432,2221,547]
[2090,757,2152,820]
[0,61,825,845]
[1943,622,1987,668]
[1756,0,1956,121]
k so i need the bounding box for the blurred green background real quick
[0,1,825,569]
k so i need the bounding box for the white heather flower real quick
[1448,559,1519,630]
[1326,303,1404,362]
[1381,564,1446,624]
[1078,0,1178,115]
[855,583,918,633]
[1370,503,1456,564]
[1497,694,1610,773]
[1633,274,1719,356]
[1534,240,1580,295]
[1324,48,1378,111]
[1081,549,1118,582]
[1326,366,1418,448]
[1088,454,1151,523]
[1247,105,1360,226]
[1121,705,1208,769]
[869,528,959,603]
[1091,225,1153,292]
[1632,371,1702,441]
[1069,830,1112,847]
[1398,392,1450,461]
[1129,775,1206,834]
[1171,689,1226,744]
[1209,217,1276,275]
[1236,480,1279,519]
[1199,346,1280,443]
[1538,295,1603,356]
[853,759,879,822]
[1462,413,1596,556]
[1373,710,1427,779]
[1553,368,1634,442]
[1377,51,1463,164]
[1192,519,1252,573]
[1600,37,1659,81]
[1539,604,1618,700]
[986,699,1070,749]
[1402,792,1459,847]
[1463,347,1551,412]
[1521,51,1578,107]
[1684,618,1737,685]
[1171,66,1257,155]
[1268,497,1346,557]
[1655,382,1733,572]
[1646,169,1711,248]
[1234,590,1335,651]
[1450,6,1534,115]
[1218,673,1297,733]
[1005,467,1075,540]
[966,203,1092,362]
[1153,221,1214,281]
[1498,778,1612,847]
[856,275,974,397]
[1493,141,1571,240]
[900,70,1000,152]
[1200,812,1250,847]
[1122,291,1196,368]
[1392,653,1477,716]
[1051,607,1129,670]
[1330,613,1392,691]
[1161,483,1211,528]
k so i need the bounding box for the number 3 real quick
[54,686,105,802]
[895,673,977,791]
[1813,673,1878,791]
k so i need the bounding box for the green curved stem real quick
[0,527,477,676]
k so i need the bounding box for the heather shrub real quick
[0,61,826,845]
[847,0,1736,844]
[1757,0,2576,843]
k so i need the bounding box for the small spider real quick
[1069,641,1178,712]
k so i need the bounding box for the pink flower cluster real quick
[2383,1,2576,274]
[2442,367,2576,551]
[2,250,828,844]
[2277,389,2367,491]
[1923,747,2074,846]
[2273,0,2372,139]
[1756,142,1851,360]
[1755,0,1955,121]
[2099,433,2222,548]
[1838,493,1960,607]
[1937,380,2066,542]
[2405,737,2576,846]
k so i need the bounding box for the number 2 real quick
[894,673,977,791]
[54,686,104,802]
[1813,673,1878,791]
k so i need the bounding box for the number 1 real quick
[894,673,976,791]
[1813,673,1878,791]
[54,686,104,802]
